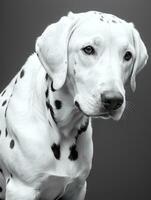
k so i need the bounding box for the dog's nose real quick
[101,91,123,111]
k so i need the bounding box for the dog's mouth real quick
[74,101,89,116]
[74,101,123,120]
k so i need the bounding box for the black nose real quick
[101,91,124,111]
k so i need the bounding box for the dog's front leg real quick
[60,181,87,200]
[5,178,39,200]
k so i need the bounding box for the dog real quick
[0,11,148,200]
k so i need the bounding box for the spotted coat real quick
[0,10,148,200]
[0,54,92,200]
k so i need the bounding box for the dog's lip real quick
[90,112,111,118]
[74,101,89,117]
[74,101,113,118]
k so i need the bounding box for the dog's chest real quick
[37,137,92,199]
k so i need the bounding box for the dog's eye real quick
[82,45,95,55]
[124,51,132,61]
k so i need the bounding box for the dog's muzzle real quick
[74,90,124,118]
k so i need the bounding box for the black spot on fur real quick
[99,12,102,15]
[36,52,39,58]
[54,100,62,109]
[45,88,49,98]
[48,120,52,127]
[7,178,10,184]
[5,128,8,137]
[46,101,51,109]
[1,90,6,96]
[5,106,8,118]
[78,118,89,135]
[45,73,49,81]
[100,18,103,22]
[15,79,17,84]
[112,20,116,23]
[0,169,3,174]
[0,187,2,192]
[10,173,13,178]
[10,139,15,149]
[46,101,57,124]
[46,101,50,109]
[0,130,1,136]
[75,118,89,141]
[68,144,78,161]
[51,143,60,160]
[51,81,56,92]
[20,69,25,78]
[49,104,57,123]
[2,100,7,106]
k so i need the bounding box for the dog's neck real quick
[30,53,89,138]
[42,72,88,138]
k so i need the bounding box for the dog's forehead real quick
[72,12,131,42]
[94,11,124,23]
[75,11,126,25]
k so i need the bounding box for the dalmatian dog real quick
[0,11,148,200]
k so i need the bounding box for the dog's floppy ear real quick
[35,13,77,90]
[130,24,148,92]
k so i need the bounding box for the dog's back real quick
[0,55,43,199]
[0,72,19,199]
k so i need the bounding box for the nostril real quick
[102,99,113,110]
[113,97,123,110]
[116,98,123,106]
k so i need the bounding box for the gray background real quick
[1,0,151,200]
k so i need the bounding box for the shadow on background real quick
[1,0,151,200]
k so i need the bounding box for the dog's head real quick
[35,11,148,120]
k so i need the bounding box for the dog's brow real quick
[121,43,131,51]
[93,36,102,46]
[116,38,131,50]
[81,36,103,48]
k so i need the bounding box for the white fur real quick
[0,11,148,200]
